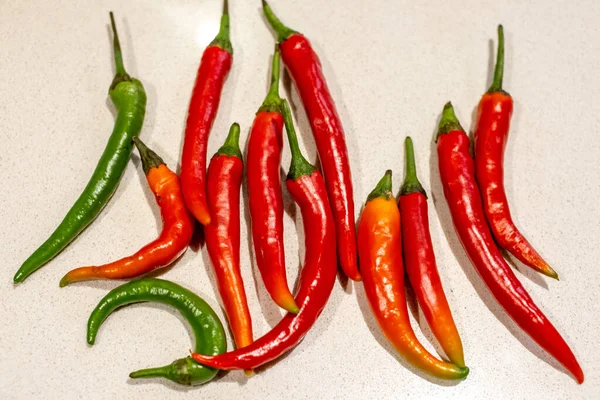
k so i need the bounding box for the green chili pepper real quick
[87,278,227,385]
[14,12,147,283]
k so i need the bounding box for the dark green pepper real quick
[14,12,147,283]
[87,278,227,385]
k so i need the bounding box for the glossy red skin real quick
[205,153,253,350]
[399,192,465,368]
[181,46,232,226]
[192,171,337,369]
[247,111,297,312]
[280,34,360,281]
[61,165,194,282]
[437,129,583,383]
[474,92,552,275]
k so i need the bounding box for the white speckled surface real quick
[1,0,599,398]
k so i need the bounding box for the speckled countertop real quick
[1,0,599,399]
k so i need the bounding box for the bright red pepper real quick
[247,47,299,313]
[474,26,557,279]
[180,2,233,226]
[359,170,469,380]
[399,137,465,368]
[191,99,337,370]
[205,123,253,354]
[59,138,194,286]
[262,1,360,281]
[437,102,583,383]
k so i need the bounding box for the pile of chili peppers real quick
[14,1,584,387]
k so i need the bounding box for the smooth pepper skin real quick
[87,278,226,386]
[180,4,233,226]
[262,1,360,281]
[14,13,146,283]
[191,100,337,370]
[247,47,299,313]
[474,26,557,279]
[399,137,465,368]
[205,123,254,352]
[59,138,194,285]
[437,103,583,383]
[359,171,469,380]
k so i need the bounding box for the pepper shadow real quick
[428,112,567,378]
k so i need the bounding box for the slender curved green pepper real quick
[88,278,227,385]
[13,12,147,283]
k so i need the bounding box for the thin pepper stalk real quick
[59,138,194,285]
[262,0,361,281]
[88,278,226,386]
[14,12,147,283]
[399,137,465,368]
[247,46,299,313]
[205,123,254,360]
[438,102,583,383]
[473,26,557,279]
[191,99,337,370]
[180,0,233,226]
[359,170,469,380]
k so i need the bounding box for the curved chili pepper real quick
[191,99,337,370]
[262,0,360,281]
[437,102,583,383]
[399,137,465,368]
[87,278,226,385]
[205,122,253,355]
[59,138,194,285]
[474,26,557,279]
[247,46,299,313]
[358,170,469,380]
[14,13,147,283]
[180,0,233,226]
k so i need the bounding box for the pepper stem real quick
[258,45,283,113]
[367,170,393,202]
[282,100,316,180]
[129,365,170,380]
[133,137,165,175]
[216,123,242,159]
[436,102,464,139]
[210,0,233,54]
[108,12,131,91]
[488,25,505,94]
[262,0,298,42]
[400,137,427,198]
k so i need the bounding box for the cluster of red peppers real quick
[14,0,583,387]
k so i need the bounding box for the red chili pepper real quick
[180,1,233,226]
[474,26,557,279]
[437,102,583,383]
[262,1,360,281]
[191,99,337,370]
[358,170,469,380]
[205,123,253,355]
[59,138,194,286]
[399,137,465,368]
[247,46,299,313]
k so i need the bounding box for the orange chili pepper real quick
[59,138,194,286]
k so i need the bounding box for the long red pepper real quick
[262,1,360,281]
[247,46,299,313]
[205,123,253,353]
[399,137,465,368]
[191,99,337,370]
[359,170,469,380]
[59,138,194,286]
[474,26,557,279]
[437,103,583,383]
[180,1,233,226]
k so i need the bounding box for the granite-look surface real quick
[1,0,599,399]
